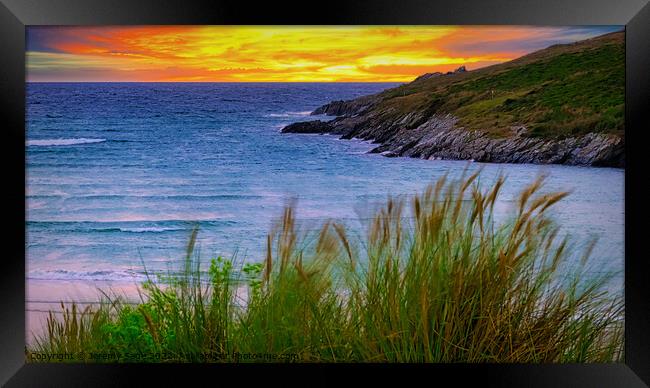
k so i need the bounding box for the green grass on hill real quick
[29,173,624,363]
[377,32,624,139]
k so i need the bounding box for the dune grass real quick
[28,173,624,363]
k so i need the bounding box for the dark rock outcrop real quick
[281,120,333,134]
[413,66,466,82]
[311,94,380,116]
[413,72,442,82]
[312,100,353,116]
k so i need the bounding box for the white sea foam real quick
[27,269,148,282]
[266,111,312,118]
[118,227,185,233]
[26,212,233,223]
[27,138,107,146]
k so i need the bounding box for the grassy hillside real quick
[375,31,624,139]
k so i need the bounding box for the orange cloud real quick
[26,26,620,82]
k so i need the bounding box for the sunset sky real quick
[26,26,621,82]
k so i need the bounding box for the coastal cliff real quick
[282,31,625,167]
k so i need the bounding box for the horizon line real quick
[25,80,409,84]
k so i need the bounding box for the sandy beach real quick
[27,279,143,345]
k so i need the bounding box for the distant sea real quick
[26,82,624,294]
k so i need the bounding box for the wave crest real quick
[266,111,312,118]
[27,138,107,147]
[28,269,148,281]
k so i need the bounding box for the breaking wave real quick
[27,138,107,147]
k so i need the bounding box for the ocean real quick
[26,82,624,293]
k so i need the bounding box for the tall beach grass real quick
[28,173,624,362]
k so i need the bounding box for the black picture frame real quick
[1,0,648,386]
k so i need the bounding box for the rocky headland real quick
[282,31,625,167]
